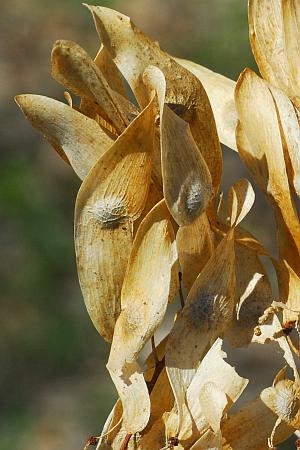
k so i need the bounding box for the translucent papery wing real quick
[143,65,214,226]
[198,382,228,433]
[269,85,300,197]
[161,104,213,226]
[249,0,300,108]
[222,390,294,450]
[106,200,178,433]
[253,314,299,382]
[235,69,300,277]
[166,230,235,433]
[249,0,290,94]
[225,243,273,347]
[94,44,128,98]
[190,429,222,450]
[15,94,113,180]
[176,212,214,294]
[51,40,137,134]
[75,98,155,342]
[133,180,163,236]
[187,338,248,419]
[177,338,248,445]
[176,57,237,152]
[228,179,255,227]
[87,5,222,194]
[280,261,300,323]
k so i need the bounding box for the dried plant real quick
[15,1,300,449]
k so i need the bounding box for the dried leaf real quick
[235,68,300,276]
[107,200,178,433]
[166,230,235,431]
[176,212,214,293]
[249,0,300,108]
[15,94,113,179]
[177,57,237,152]
[51,40,137,134]
[75,98,155,342]
[87,5,222,193]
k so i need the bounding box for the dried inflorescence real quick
[16,1,300,449]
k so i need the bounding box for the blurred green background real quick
[0,0,295,449]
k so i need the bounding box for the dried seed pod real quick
[269,86,300,197]
[176,212,214,293]
[75,97,155,342]
[86,5,222,194]
[94,44,128,98]
[143,65,214,226]
[249,0,300,108]
[166,229,235,432]
[177,57,237,152]
[253,314,299,382]
[107,200,178,433]
[222,389,294,450]
[225,243,273,347]
[51,40,137,134]
[15,94,113,179]
[176,338,247,445]
[189,429,222,450]
[235,69,300,277]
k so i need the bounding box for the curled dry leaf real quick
[166,229,235,432]
[176,212,214,294]
[177,57,237,152]
[51,40,137,135]
[15,94,113,179]
[75,97,155,342]
[235,68,300,277]
[107,200,178,433]
[249,0,300,108]
[87,5,222,194]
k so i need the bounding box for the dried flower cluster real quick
[16,2,300,449]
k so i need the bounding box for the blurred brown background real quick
[0,0,294,449]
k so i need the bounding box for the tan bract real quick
[16,1,300,449]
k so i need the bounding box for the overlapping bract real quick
[16,2,300,449]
